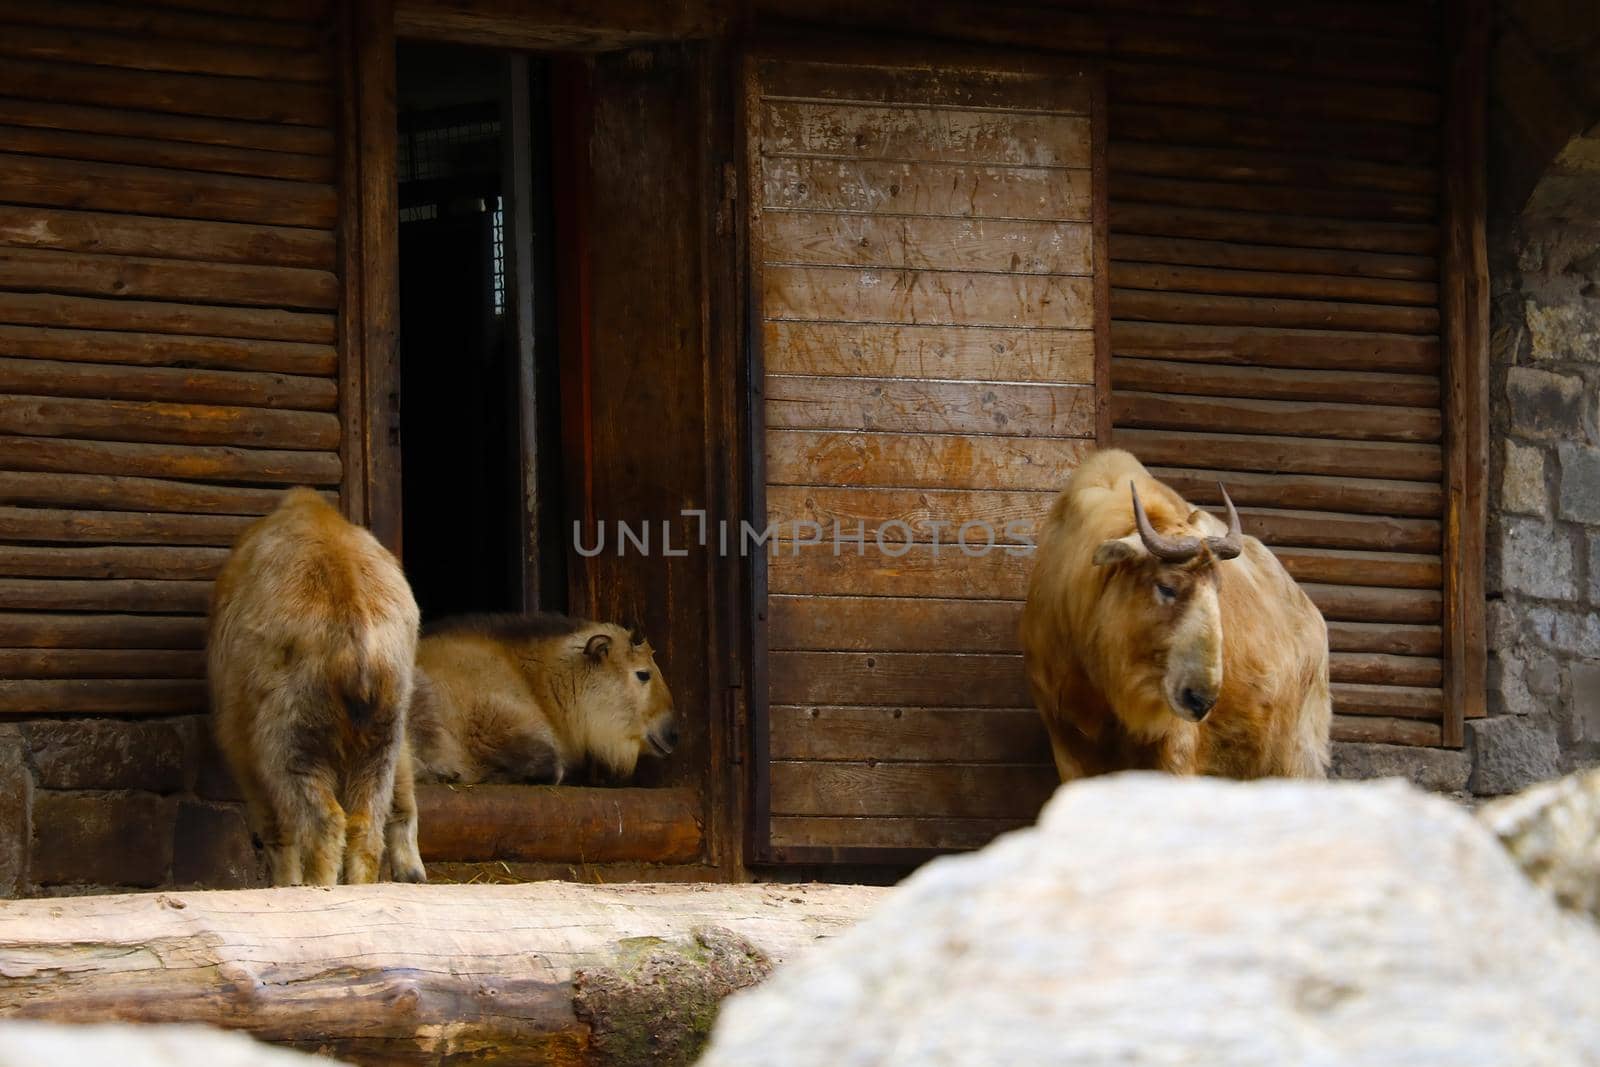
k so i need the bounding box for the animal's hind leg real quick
[384,744,426,883]
[340,732,403,885]
[266,770,345,886]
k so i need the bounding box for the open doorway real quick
[395,42,564,622]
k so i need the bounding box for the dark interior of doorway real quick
[396,42,565,622]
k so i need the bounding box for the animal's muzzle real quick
[649,721,680,756]
[1178,687,1216,722]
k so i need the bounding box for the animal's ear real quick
[1092,533,1145,567]
[627,623,645,647]
[584,633,612,662]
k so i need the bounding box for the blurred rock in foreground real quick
[0,1022,335,1067]
[1478,766,1600,921]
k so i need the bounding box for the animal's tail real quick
[327,633,381,725]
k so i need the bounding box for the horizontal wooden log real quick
[0,206,336,271]
[1273,548,1441,590]
[0,19,328,82]
[1331,714,1442,746]
[0,882,884,1065]
[1108,142,1436,196]
[1329,652,1442,688]
[0,612,205,649]
[1111,260,1437,307]
[766,376,1094,437]
[768,594,1024,654]
[0,648,205,678]
[762,321,1095,383]
[770,759,1056,819]
[757,58,1092,113]
[1110,321,1439,373]
[1112,288,1438,334]
[1331,682,1444,719]
[1234,507,1440,554]
[0,324,336,376]
[415,785,702,864]
[1327,621,1441,657]
[0,677,206,713]
[0,119,333,182]
[0,292,334,344]
[0,57,333,127]
[1114,429,1443,482]
[762,156,1090,220]
[0,437,340,487]
[0,470,294,515]
[0,545,227,580]
[1111,234,1435,286]
[0,578,211,613]
[766,486,1050,543]
[1115,391,1440,444]
[1302,583,1441,624]
[767,429,1088,490]
[1111,358,1439,408]
[0,0,326,50]
[0,357,336,410]
[0,248,339,311]
[1108,103,1434,167]
[762,213,1092,274]
[1149,467,1441,517]
[768,543,1031,600]
[0,96,332,156]
[1111,201,1438,255]
[769,650,1029,707]
[0,395,340,449]
[769,815,1031,852]
[124,0,329,21]
[762,102,1090,167]
[1113,173,1434,223]
[770,705,1048,762]
[0,506,252,546]
[1107,62,1439,126]
[765,267,1094,329]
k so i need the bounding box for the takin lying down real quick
[406,612,678,785]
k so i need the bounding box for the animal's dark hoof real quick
[394,865,427,884]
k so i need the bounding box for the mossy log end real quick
[0,882,887,1066]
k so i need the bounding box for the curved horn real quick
[1204,482,1243,561]
[1130,481,1201,563]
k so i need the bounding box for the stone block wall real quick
[0,717,264,897]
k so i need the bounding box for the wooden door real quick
[745,51,1107,863]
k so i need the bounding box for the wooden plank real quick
[415,785,702,865]
[0,293,334,344]
[0,206,336,271]
[1112,358,1438,407]
[762,213,1092,275]
[0,678,206,714]
[766,266,1093,329]
[766,486,1051,543]
[0,545,226,580]
[768,595,1024,653]
[144,0,329,21]
[1331,715,1441,746]
[1108,142,1437,196]
[0,436,341,487]
[0,471,296,515]
[0,649,205,678]
[1273,548,1441,590]
[1302,583,1441,624]
[1111,235,1436,284]
[1108,103,1434,167]
[763,156,1090,220]
[769,760,1055,819]
[769,544,1030,600]
[1111,202,1437,255]
[1110,321,1439,373]
[0,152,336,228]
[1150,467,1441,518]
[1107,62,1440,127]
[766,376,1095,437]
[1111,173,1435,223]
[762,102,1090,167]
[770,705,1048,762]
[0,612,205,649]
[0,578,211,613]
[0,0,326,50]
[0,358,336,411]
[1233,507,1440,554]
[0,325,336,376]
[757,59,1092,113]
[770,650,1029,707]
[1332,682,1444,719]
[1330,652,1442,688]
[0,395,340,450]
[763,321,1094,383]
[1112,288,1438,334]
[1327,621,1442,657]
[0,121,333,183]
[1111,261,1437,307]
[0,248,339,311]
[0,58,333,128]
[769,815,1029,851]
[0,506,251,546]
[1090,73,1110,444]
[767,430,1087,490]
[0,97,332,157]
[1115,392,1440,444]
[0,20,328,82]
[1115,429,1442,482]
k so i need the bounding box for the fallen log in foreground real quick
[0,881,886,1066]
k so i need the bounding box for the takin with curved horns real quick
[1020,449,1331,780]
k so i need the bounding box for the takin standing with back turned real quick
[208,489,427,886]
[406,613,678,786]
[1021,449,1330,781]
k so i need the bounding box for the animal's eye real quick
[635,670,651,682]
[1155,582,1177,601]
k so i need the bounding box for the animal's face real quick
[583,628,678,763]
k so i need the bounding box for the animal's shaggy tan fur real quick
[1021,449,1331,780]
[208,489,425,886]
